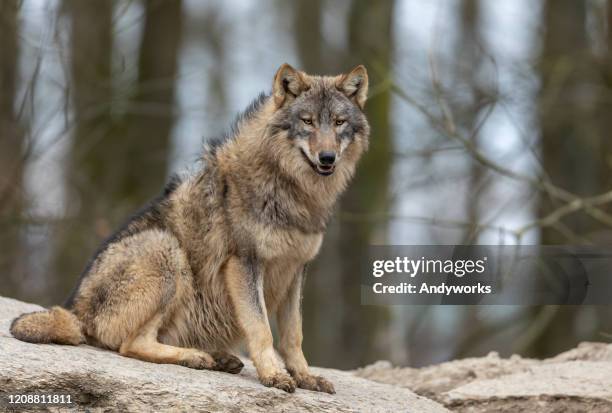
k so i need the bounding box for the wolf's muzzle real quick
[300,149,335,176]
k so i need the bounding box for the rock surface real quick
[356,342,612,412]
[0,297,447,412]
[5,295,611,412]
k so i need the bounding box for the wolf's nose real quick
[318,151,336,165]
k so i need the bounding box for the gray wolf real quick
[10,63,370,393]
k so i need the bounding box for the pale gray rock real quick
[354,351,537,401]
[444,361,612,412]
[356,342,612,412]
[547,341,612,363]
[0,297,448,412]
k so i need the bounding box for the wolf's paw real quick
[260,372,296,393]
[211,351,244,374]
[294,373,336,394]
[179,350,217,370]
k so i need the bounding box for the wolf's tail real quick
[10,306,85,346]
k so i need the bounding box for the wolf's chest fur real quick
[231,196,325,311]
[257,226,323,311]
[252,223,323,262]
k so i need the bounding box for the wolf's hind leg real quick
[120,313,217,370]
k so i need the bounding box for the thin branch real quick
[516,188,612,237]
[391,83,612,231]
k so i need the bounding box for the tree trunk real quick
[332,0,395,369]
[457,0,487,244]
[51,0,183,306]
[49,0,114,305]
[292,0,394,369]
[117,0,183,206]
[526,0,609,358]
[0,0,24,299]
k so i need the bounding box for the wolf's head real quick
[269,64,370,178]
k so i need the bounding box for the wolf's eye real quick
[335,119,346,126]
[302,118,312,125]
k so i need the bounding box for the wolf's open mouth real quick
[300,149,335,176]
[316,164,335,176]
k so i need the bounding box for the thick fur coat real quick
[10,64,370,393]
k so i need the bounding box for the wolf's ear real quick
[273,63,308,107]
[337,65,369,109]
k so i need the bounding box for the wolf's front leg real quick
[225,255,296,393]
[277,266,335,394]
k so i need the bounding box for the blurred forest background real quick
[2,0,612,369]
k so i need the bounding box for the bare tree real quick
[294,0,325,73]
[49,0,114,304]
[0,0,24,297]
[291,0,394,368]
[520,0,612,358]
[332,0,395,368]
[51,0,184,305]
[291,0,344,367]
[456,0,488,244]
[117,0,183,206]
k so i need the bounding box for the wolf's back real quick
[10,306,85,345]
